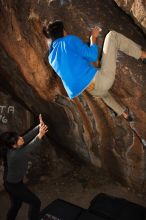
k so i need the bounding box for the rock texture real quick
[0,0,146,192]
[114,0,146,34]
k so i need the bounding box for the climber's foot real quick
[122,107,133,122]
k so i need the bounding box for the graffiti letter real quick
[0,106,6,114]
[8,106,15,114]
[2,116,8,124]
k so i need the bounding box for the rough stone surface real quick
[0,91,32,133]
[0,0,146,192]
[114,0,146,34]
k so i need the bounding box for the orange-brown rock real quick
[114,0,146,34]
[0,0,146,192]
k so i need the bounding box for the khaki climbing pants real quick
[88,31,142,115]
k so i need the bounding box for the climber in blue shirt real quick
[43,20,146,121]
[49,34,98,99]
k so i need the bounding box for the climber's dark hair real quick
[0,132,19,180]
[43,20,64,41]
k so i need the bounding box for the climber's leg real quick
[88,31,142,120]
[91,89,124,116]
[98,30,142,91]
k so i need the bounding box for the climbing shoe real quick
[142,58,146,64]
[124,107,134,122]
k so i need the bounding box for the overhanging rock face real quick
[0,0,146,191]
[114,0,146,34]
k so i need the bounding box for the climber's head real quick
[43,20,67,41]
[0,132,24,149]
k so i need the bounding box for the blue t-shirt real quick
[48,35,99,99]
